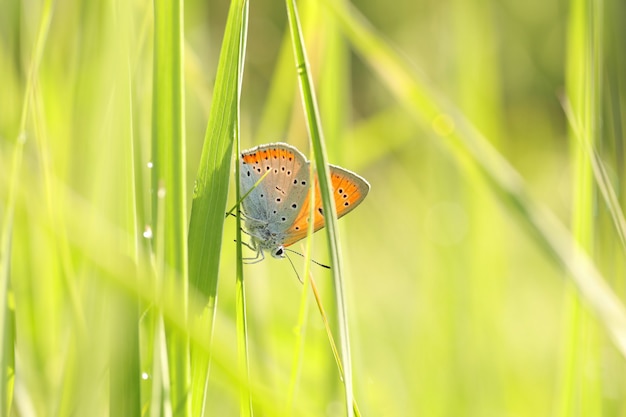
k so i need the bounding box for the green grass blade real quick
[326,0,626,358]
[562,96,626,251]
[109,3,142,415]
[152,0,190,414]
[284,1,355,415]
[234,2,252,415]
[1,128,15,417]
[187,0,249,413]
[558,0,604,413]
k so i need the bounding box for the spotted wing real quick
[281,165,370,247]
[240,142,309,229]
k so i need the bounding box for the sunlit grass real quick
[2,0,626,415]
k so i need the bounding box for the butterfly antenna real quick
[284,252,303,284]
[284,248,331,269]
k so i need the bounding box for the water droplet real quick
[143,226,153,239]
[147,161,153,169]
[193,180,200,198]
[141,372,150,380]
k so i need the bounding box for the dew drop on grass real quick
[141,372,150,380]
[143,226,153,239]
[147,161,154,169]
[193,180,199,198]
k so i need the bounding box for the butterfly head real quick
[271,246,286,259]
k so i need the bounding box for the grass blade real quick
[0,145,20,417]
[187,0,249,413]
[284,1,355,415]
[558,0,605,412]
[108,2,142,415]
[234,2,252,415]
[152,0,190,414]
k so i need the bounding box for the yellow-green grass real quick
[2,0,626,415]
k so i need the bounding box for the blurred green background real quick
[2,0,626,415]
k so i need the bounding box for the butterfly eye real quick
[273,247,285,258]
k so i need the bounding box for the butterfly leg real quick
[241,239,266,264]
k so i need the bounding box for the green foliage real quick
[2,0,626,415]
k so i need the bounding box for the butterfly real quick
[239,142,370,261]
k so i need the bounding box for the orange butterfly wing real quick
[282,165,370,247]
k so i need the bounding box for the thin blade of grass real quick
[326,0,626,358]
[234,2,252,414]
[562,95,626,250]
[152,0,190,414]
[558,0,605,409]
[0,218,14,417]
[187,0,249,413]
[284,1,355,415]
[108,2,142,414]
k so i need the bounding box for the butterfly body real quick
[239,142,369,260]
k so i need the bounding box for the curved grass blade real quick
[284,0,356,415]
[187,0,250,413]
[326,0,626,359]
